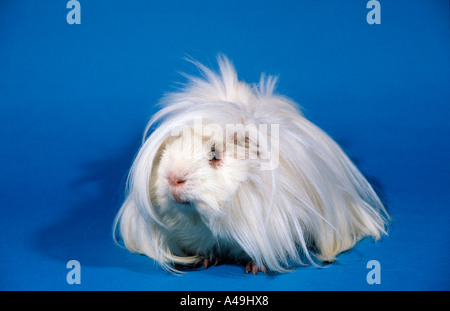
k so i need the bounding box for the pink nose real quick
[167,172,186,187]
[167,171,189,204]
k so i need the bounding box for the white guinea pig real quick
[113,55,389,274]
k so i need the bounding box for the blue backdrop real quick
[1,0,449,290]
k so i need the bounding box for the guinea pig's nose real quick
[167,172,186,187]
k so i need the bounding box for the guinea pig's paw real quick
[245,261,267,275]
[194,256,220,269]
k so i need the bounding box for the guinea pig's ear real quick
[232,132,250,149]
[230,131,261,160]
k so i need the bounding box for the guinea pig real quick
[113,55,389,274]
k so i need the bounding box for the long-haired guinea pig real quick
[113,55,389,274]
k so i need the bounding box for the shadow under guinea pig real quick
[31,130,162,275]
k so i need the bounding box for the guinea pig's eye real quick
[209,144,222,167]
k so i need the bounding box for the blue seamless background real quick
[0,0,449,290]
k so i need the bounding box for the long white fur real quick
[113,55,389,273]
